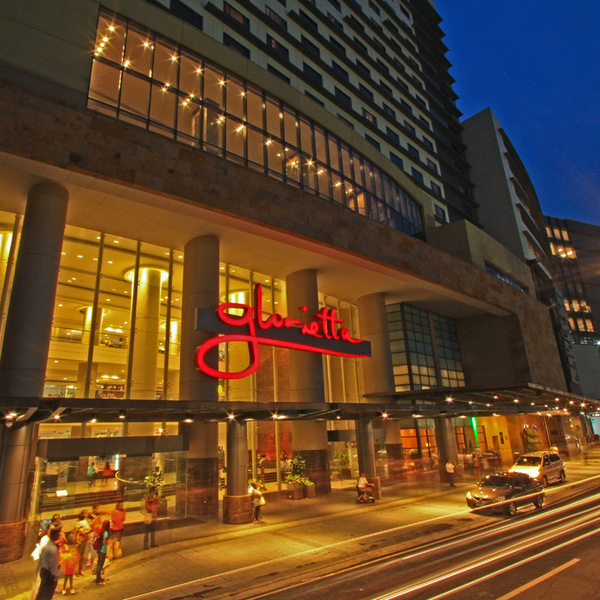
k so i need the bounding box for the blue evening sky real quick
[434,1,600,225]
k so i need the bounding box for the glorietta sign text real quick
[195,284,371,379]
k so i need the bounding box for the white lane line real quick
[495,558,580,600]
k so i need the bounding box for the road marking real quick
[495,558,580,600]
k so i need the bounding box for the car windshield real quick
[480,475,509,487]
[514,456,541,466]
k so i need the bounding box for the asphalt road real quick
[223,483,600,600]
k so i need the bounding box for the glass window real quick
[283,109,298,146]
[226,117,246,160]
[225,76,245,120]
[120,72,150,118]
[89,61,121,109]
[247,126,265,168]
[150,83,176,129]
[314,126,327,163]
[265,99,281,137]
[246,86,263,128]
[328,137,341,173]
[95,15,126,64]
[203,103,224,152]
[179,54,203,97]
[204,64,225,110]
[266,138,284,176]
[124,28,153,77]
[299,118,313,155]
[152,40,179,86]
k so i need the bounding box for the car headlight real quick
[466,492,472,499]
[493,496,505,503]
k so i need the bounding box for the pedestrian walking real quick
[249,480,265,523]
[258,454,266,483]
[73,510,90,575]
[446,459,456,487]
[34,527,61,600]
[143,486,159,549]
[94,520,110,585]
[87,462,97,487]
[109,501,126,558]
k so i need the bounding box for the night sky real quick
[434,1,600,226]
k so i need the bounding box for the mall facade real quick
[0,0,595,561]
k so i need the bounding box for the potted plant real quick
[144,469,167,516]
[301,477,316,498]
[284,472,305,500]
[284,456,314,499]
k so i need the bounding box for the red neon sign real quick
[196,284,370,379]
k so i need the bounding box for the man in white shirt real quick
[356,473,375,502]
[35,527,60,599]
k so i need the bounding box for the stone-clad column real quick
[286,269,330,494]
[435,416,460,484]
[357,293,395,397]
[178,235,220,519]
[223,419,252,524]
[286,269,325,403]
[356,418,376,476]
[180,235,219,402]
[356,293,394,492]
[0,182,68,563]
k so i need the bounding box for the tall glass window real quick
[386,303,465,391]
[88,10,423,237]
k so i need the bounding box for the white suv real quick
[509,451,566,487]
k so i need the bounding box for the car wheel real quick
[559,470,566,483]
[541,476,548,488]
[533,495,543,509]
[506,501,517,517]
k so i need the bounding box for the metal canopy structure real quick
[1,383,597,426]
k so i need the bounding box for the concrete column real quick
[178,422,219,519]
[356,414,381,498]
[130,267,163,399]
[178,236,220,519]
[286,269,324,404]
[435,416,460,483]
[223,419,252,524]
[286,270,330,493]
[0,182,68,562]
[383,421,404,479]
[357,292,394,397]
[180,235,219,401]
[0,182,68,398]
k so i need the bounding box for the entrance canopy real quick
[1,383,597,426]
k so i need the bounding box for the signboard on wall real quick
[195,284,371,379]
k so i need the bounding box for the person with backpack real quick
[93,520,110,585]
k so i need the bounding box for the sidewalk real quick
[3,452,599,600]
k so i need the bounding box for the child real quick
[60,543,79,595]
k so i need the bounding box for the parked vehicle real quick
[466,472,544,516]
[509,451,566,487]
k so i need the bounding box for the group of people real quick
[86,461,115,487]
[33,502,127,598]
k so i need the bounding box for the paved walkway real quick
[3,453,599,600]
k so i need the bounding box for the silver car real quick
[509,451,566,487]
